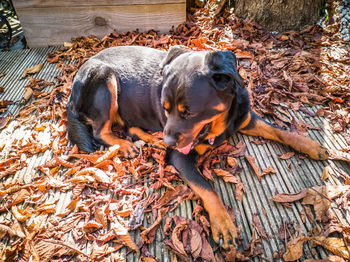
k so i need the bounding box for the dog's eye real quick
[181,108,197,120]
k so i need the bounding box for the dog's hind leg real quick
[238,111,329,160]
[91,71,138,158]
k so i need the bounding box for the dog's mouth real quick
[176,123,212,155]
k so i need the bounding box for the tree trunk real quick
[232,0,324,32]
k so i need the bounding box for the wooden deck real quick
[12,0,186,48]
[0,47,349,261]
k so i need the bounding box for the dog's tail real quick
[66,100,94,153]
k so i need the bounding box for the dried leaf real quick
[261,166,276,176]
[329,149,350,162]
[23,63,43,78]
[270,189,308,203]
[252,214,268,240]
[190,229,202,259]
[141,207,169,244]
[0,114,11,130]
[278,152,295,160]
[154,185,191,209]
[213,169,239,183]
[171,221,187,257]
[22,87,33,102]
[283,235,306,261]
[227,156,238,168]
[309,237,350,259]
[245,155,261,181]
[321,166,330,181]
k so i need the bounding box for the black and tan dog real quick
[67,46,329,249]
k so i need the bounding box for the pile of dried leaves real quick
[0,1,350,261]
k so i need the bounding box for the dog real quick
[66,45,329,249]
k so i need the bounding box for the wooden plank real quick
[12,0,185,9]
[15,4,185,48]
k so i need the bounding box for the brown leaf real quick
[321,166,330,181]
[154,185,191,209]
[91,243,123,261]
[278,152,295,160]
[245,155,261,181]
[329,149,350,162]
[213,169,245,201]
[213,169,239,183]
[190,229,202,259]
[261,166,276,176]
[0,114,11,130]
[57,198,79,217]
[309,237,350,260]
[141,207,169,244]
[283,235,306,261]
[23,63,43,78]
[302,186,350,221]
[199,233,215,261]
[171,221,187,257]
[0,223,17,237]
[252,214,269,240]
[227,156,238,168]
[22,87,33,102]
[95,206,108,228]
[270,189,308,203]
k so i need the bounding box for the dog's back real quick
[67,46,168,151]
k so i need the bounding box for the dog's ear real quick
[211,73,233,91]
[160,46,189,73]
[207,51,245,91]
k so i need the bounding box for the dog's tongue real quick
[176,142,193,155]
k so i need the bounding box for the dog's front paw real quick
[303,139,329,160]
[118,140,138,158]
[209,207,238,249]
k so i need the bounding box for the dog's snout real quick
[163,129,180,146]
[164,134,177,146]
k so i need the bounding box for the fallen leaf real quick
[261,166,276,176]
[227,156,238,168]
[329,149,350,162]
[190,228,202,259]
[252,214,268,240]
[171,221,187,257]
[245,155,261,181]
[270,189,308,203]
[141,207,169,244]
[0,114,11,130]
[321,166,330,181]
[154,185,191,209]
[283,235,306,261]
[309,237,350,260]
[213,169,239,183]
[278,152,295,160]
[23,63,43,78]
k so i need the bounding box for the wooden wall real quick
[12,0,186,48]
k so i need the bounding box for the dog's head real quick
[160,46,244,154]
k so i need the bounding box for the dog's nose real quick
[164,134,178,146]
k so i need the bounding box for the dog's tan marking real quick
[238,111,251,130]
[107,75,124,127]
[177,104,185,113]
[213,103,226,112]
[195,144,213,155]
[164,101,170,111]
[206,111,228,139]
